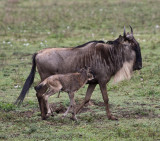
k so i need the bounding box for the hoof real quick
[70,116,78,121]
[108,115,118,120]
[46,113,53,118]
[41,116,47,120]
[62,116,65,119]
[41,113,54,120]
[62,113,67,119]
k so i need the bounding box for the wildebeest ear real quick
[119,35,123,40]
[118,35,124,42]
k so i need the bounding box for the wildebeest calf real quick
[34,67,93,120]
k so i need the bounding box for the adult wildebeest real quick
[16,26,142,120]
[34,67,94,120]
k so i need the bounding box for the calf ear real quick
[84,66,91,73]
[87,67,91,72]
[79,68,85,73]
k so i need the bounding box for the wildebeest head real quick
[122,26,142,71]
[109,26,142,83]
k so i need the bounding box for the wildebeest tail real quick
[15,53,37,105]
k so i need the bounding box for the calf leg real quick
[43,87,61,118]
[63,101,71,118]
[69,92,77,121]
[36,93,45,119]
[42,89,54,118]
[37,73,51,120]
[63,106,71,117]
[99,83,117,120]
[76,84,96,114]
[71,94,77,121]
[63,92,77,121]
[62,93,74,118]
[36,85,48,120]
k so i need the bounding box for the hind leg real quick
[36,82,55,119]
[42,89,57,118]
[36,73,50,120]
[43,85,62,118]
[36,85,48,120]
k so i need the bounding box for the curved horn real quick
[123,26,126,37]
[129,25,133,35]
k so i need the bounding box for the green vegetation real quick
[0,0,160,140]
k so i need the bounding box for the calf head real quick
[79,67,94,81]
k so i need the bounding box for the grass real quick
[0,0,160,140]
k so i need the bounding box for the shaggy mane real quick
[73,40,105,49]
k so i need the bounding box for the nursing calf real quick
[34,67,93,120]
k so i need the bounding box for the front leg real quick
[63,104,71,118]
[71,95,77,121]
[99,82,118,120]
[63,92,77,121]
[76,84,97,114]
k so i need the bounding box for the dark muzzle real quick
[134,62,142,70]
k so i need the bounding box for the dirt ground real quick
[16,100,159,120]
